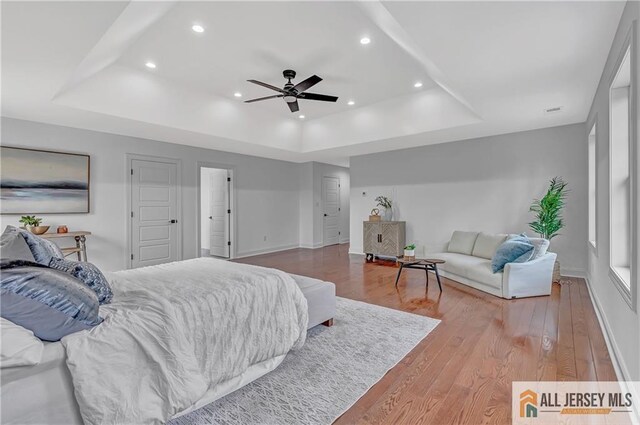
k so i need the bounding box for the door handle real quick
[209,216,212,220]
[324,213,328,217]
[169,219,177,224]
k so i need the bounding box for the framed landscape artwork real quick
[0,147,90,214]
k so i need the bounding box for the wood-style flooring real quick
[235,244,617,424]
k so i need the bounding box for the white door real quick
[208,169,230,258]
[131,159,179,268]
[323,176,340,246]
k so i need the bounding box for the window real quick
[609,43,632,303]
[588,123,597,249]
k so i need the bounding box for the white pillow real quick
[1,317,43,368]
[447,231,479,255]
[472,233,508,259]
[529,238,550,259]
[508,234,550,260]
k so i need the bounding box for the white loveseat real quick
[427,231,557,299]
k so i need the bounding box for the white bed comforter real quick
[61,258,308,425]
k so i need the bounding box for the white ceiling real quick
[1,1,625,166]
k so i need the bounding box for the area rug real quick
[171,297,440,425]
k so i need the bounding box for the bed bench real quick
[289,273,336,329]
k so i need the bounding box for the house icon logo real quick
[520,389,538,418]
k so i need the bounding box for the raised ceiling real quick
[1,1,626,166]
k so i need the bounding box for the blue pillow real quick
[0,259,102,341]
[491,235,534,273]
[49,258,113,304]
[7,226,64,265]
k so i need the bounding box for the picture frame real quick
[0,146,90,214]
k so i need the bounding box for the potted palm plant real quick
[529,177,568,282]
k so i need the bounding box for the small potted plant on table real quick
[404,244,416,259]
[19,215,49,235]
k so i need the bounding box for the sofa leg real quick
[321,318,334,327]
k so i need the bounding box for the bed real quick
[1,257,309,425]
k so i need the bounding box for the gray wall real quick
[350,123,588,275]
[0,117,302,271]
[585,0,639,381]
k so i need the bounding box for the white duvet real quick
[61,258,308,425]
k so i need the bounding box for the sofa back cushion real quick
[472,233,508,259]
[448,231,479,255]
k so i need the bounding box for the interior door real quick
[323,176,340,246]
[208,169,230,258]
[131,159,179,268]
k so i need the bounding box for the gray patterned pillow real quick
[7,226,64,265]
[49,258,113,304]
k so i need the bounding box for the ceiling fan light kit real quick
[245,69,338,113]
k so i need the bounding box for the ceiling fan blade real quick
[247,79,286,93]
[293,75,322,93]
[244,94,283,103]
[287,100,299,113]
[299,92,338,102]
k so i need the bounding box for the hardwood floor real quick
[235,244,617,424]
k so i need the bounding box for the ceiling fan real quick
[245,69,338,113]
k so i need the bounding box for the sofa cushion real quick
[471,233,508,259]
[447,231,479,255]
[465,260,503,289]
[492,235,534,273]
[430,252,487,277]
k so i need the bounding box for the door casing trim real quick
[196,162,236,260]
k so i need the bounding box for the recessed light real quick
[145,62,156,69]
[299,115,305,119]
[192,24,204,33]
[234,92,242,98]
[347,100,355,106]
[414,81,423,88]
[360,37,371,45]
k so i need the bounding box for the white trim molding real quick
[584,276,632,382]
[235,244,300,259]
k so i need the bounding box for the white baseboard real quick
[339,238,350,244]
[562,267,587,278]
[584,275,631,382]
[235,244,299,259]
[299,242,323,249]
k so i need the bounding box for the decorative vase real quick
[26,225,50,235]
[382,207,393,221]
[404,249,415,258]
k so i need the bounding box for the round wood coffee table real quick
[395,258,445,291]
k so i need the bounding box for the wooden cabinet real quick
[363,221,406,261]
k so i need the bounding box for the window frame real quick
[587,119,598,255]
[608,24,637,311]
